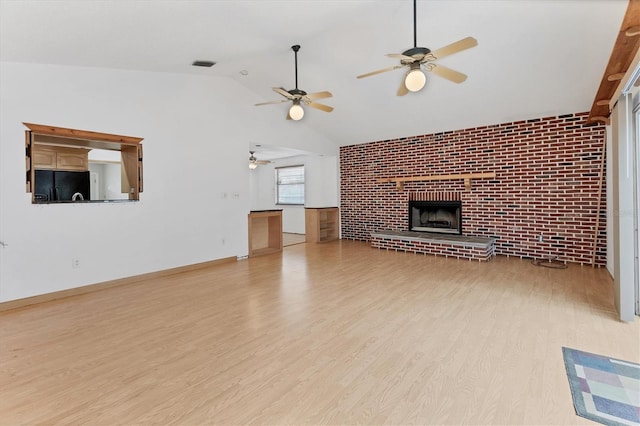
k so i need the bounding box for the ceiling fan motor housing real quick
[288,88,307,97]
[402,47,431,63]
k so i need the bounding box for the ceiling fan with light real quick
[357,0,477,96]
[255,45,333,120]
[248,150,270,169]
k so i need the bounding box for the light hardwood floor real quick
[1,240,638,425]
[282,232,306,247]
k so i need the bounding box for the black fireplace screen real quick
[409,200,462,235]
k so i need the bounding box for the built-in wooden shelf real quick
[305,207,339,243]
[248,210,282,257]
[377,172,496,191]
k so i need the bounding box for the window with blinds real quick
[276,165,304,205]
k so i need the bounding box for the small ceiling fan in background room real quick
[255,45,333,120]
[248,150,270,169]
[357,0,478,96]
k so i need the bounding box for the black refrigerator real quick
[34,170,90,202]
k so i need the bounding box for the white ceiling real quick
[0,0,627,154]
[250,143,316,162]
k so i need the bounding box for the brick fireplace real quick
[339,112,607,265]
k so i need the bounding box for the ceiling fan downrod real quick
[292,44,300,90]
[413,0,417,48]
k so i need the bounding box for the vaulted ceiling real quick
[0,0,629,147]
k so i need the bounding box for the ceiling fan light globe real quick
[289,104,304,120]
[405,68,426,92]
[249,162,258,170]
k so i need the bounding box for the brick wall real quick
[339,112,607,265]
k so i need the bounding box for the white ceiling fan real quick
[357,0,478,95]
[248,150,270,170]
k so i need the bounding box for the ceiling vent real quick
[192,60,216,67]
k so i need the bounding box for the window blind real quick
[276,165,304,205]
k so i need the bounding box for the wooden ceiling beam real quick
[588,0,640,124]
[607,72,626,81]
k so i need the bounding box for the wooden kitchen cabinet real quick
[32,145,88,171]
[305,207,339,243]
[32,146,57,169]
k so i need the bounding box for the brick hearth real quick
[339,112,607,265]
[370,231,496,262]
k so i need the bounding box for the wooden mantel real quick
[377,172,496,191]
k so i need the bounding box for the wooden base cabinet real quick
[248,210,283,257]
[305,207,339,243]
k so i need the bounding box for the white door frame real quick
[635,103,640,315]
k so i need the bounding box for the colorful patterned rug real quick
[562,347,639,426]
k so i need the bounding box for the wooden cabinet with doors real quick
[32,145,89,171]
[305,207,339,243]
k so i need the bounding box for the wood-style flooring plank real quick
[0,240,638,425]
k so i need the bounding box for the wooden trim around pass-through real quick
[23,122,143,145]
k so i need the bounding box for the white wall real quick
[103,163,128,200]
[89,162,128,200]
[610,94,636,322]
[249,155,339,234]
[0,61,338,302]
[606,126,614,276]
[305,156,339,208]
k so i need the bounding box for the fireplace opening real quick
[409,200,462,235]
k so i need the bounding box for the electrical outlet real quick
[538,234,543,242]
[72,258,80,269]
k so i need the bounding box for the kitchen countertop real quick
[34,200,137,204]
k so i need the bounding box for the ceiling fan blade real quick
[305,91,333,100]
[273,87,294,99]
[397,79,409,96]
[357,65,403,79]
[387,53,417,61]
[256,160,271,165]
[427,63,468,83]
[307,102,333,112]
[255,99,289,106]
[428,37,478,60]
